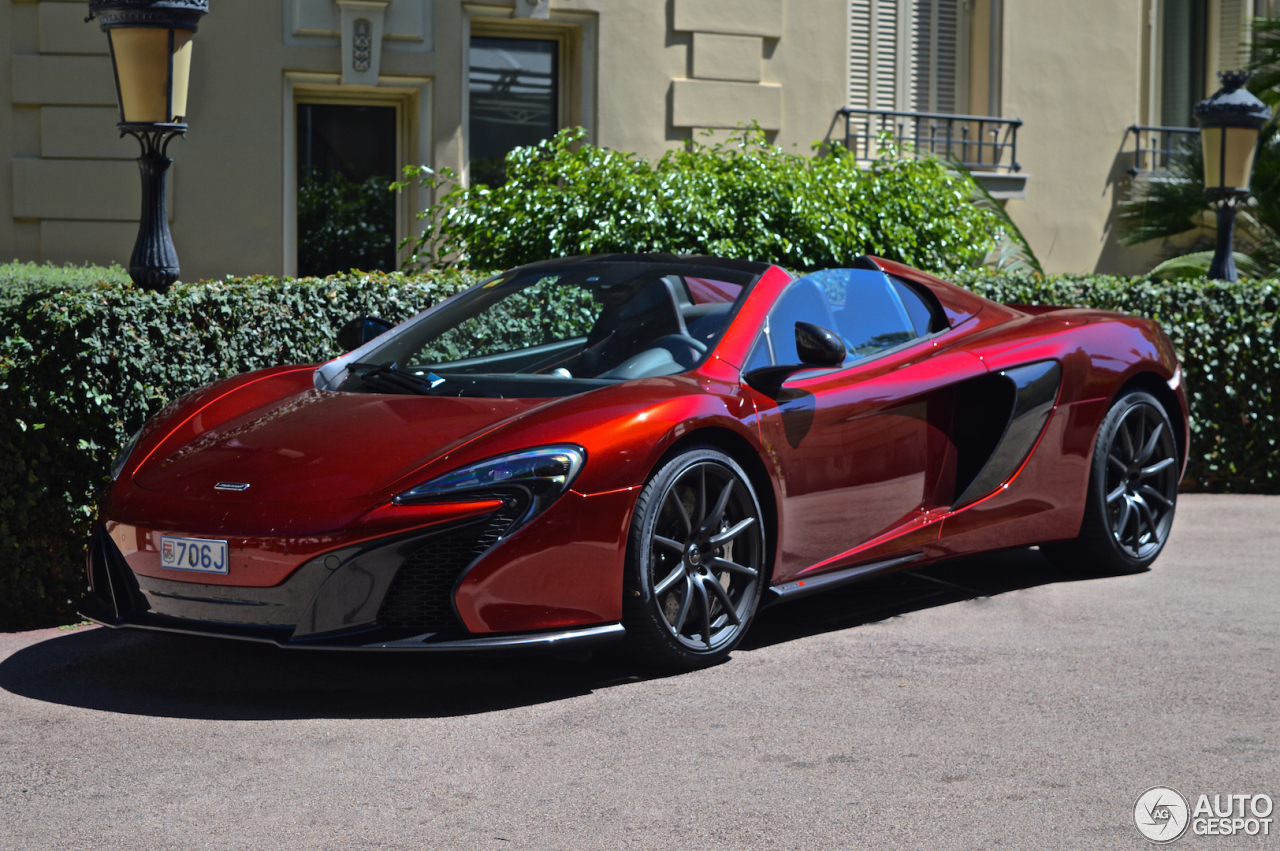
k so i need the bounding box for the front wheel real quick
[623,448,766,670]
[1042,390,1180,574]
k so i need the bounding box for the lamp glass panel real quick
[1201,126,1223,188]
[109,28,171,124]
[1222,126,1259,191]
[1202,126,1260,191]
[170,30,195,121]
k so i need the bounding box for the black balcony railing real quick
[839,108,1023,172]
[1125,125,1199,176]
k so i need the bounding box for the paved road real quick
[1,494,1277,850]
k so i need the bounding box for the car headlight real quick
[109,428,143,481]
[395,445,585,535]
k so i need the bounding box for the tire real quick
[622,447,766,670]
[1041,390,1180,575]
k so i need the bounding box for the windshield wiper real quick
[347,361,435,396]
[348,362,504,398]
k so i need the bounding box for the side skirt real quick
[764,553,924,606]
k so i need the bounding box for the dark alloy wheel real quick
[623,448,766,670]
[1042,390,1180,574]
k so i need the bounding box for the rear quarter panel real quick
[929,309,1186,558]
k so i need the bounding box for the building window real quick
[296,103,398,277]
[469,36,559,187]
[1161,0,1209,127]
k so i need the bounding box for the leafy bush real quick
[1,260,130,309]
[398,127,1003,275]
[957,271,1279,494]
[0,270,479,629]
[1,267,1275,629]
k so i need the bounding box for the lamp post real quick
[88,0,208,292]
[1194,71,1272,282]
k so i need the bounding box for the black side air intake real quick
[953,360,1062,509]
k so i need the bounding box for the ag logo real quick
[1135,786,1191,843]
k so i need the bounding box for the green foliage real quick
[0,269,479,629]
[0,260,131,309]
[397,126,1003,275]
[956,271,1279,495]
[297,170,397,277]
[1248,15,1280,118]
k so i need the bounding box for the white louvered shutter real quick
[849,0,899,109]
[909,0,959,113]
[1218,0,1246,72]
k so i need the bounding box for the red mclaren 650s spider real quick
[81,253,1188,669]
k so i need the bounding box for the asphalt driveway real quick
[1,494,1276,850]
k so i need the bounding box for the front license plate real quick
[160,535,229,574]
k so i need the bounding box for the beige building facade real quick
[0,0,1270,280]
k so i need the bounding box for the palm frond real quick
[1248,16,1280,117]
[943,157,1045,277]
[1149,250,1267,280]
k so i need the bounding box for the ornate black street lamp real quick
[1194,71,1272,282]
[88,0,209,292]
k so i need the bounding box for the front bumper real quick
[79,521,625,653]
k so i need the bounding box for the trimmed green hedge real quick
[0,271,479,629]
[1,260,130,309]
[0,270,1276,629]
[957,271,1278,495]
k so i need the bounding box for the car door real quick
[745,269,986,582]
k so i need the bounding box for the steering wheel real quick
[653,333,707,369]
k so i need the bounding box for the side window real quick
[890,277,946,336]
[765,277,844,366]
[832,270,933,358]
[747,269,945,373]
[744,335,773,372]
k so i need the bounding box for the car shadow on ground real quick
[0,547,1116,721]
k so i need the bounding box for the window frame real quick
[463,11,594,188]
[282,72,432,277]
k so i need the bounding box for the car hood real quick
[133,389,554,502]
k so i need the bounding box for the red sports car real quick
[82,254,1187,669]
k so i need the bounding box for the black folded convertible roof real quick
[515,253,774,277]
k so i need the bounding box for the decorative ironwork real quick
[1125,125,1199,176]
[839,107,1023,172]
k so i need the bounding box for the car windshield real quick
[338,259,761,397]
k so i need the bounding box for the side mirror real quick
[794,321,846,367]
[337,316,394,352]
[743,321,846,395]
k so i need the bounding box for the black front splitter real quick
[79,596,626,653]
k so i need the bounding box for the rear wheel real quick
[623,448,766,670]
[1042,390,1180,574]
